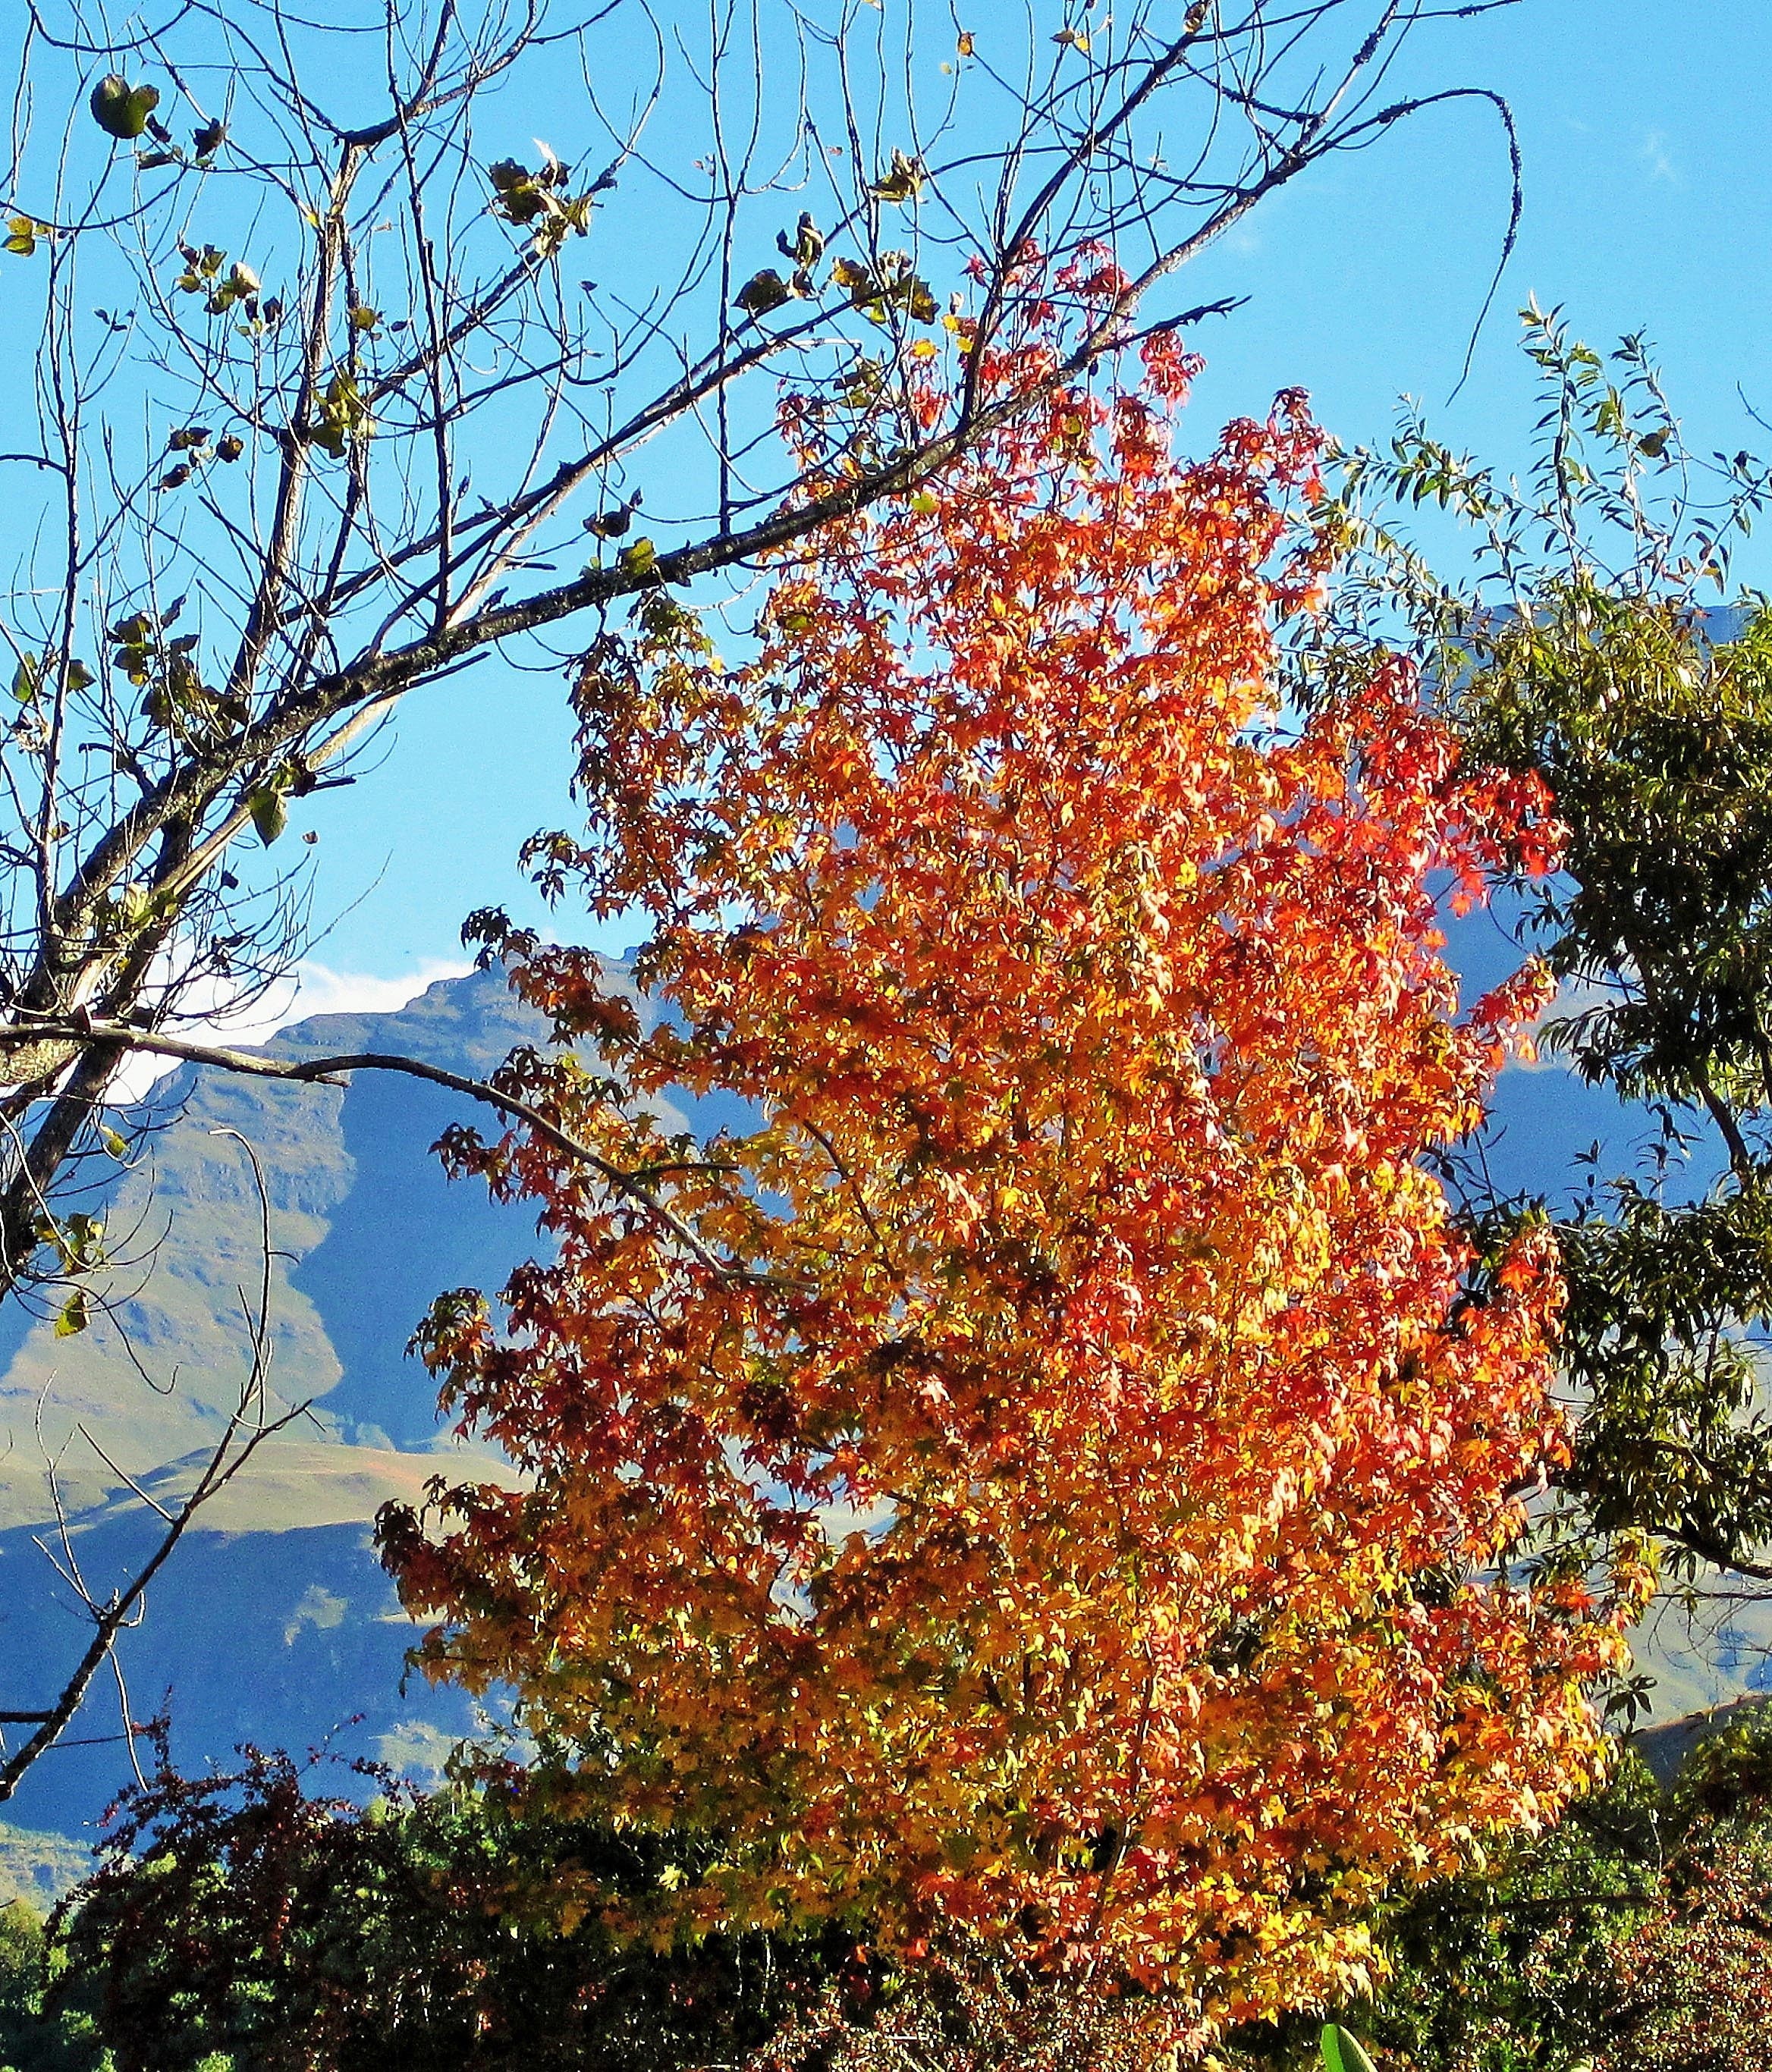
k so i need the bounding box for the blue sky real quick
[275,0,1772,1016]
[1183,0,1772,470]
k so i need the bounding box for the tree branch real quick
[0,1017,760,1285]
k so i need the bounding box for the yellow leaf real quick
[869,149,925,205]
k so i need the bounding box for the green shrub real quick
[0,1900,109,2072]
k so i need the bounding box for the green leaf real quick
[90,74,162,143]
[99,1125,130,1160]
[777,212,823,268]
[55,1288,89,1338]
[306,366,370,454]
[869,148,925,203]
[1321,2025,1379,2072]
[734,268,796,317]
[247,783,287,845]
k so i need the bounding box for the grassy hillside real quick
[0,1822,86,1907]
[0,965,570,1524]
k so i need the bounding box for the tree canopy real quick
[383,309,1642,2043]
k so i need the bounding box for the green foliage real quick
[484,156,598,255]
[0,1903,109,2072]
[1319,2026,1378,2072]
[303,371,370,459]
[4,213,49,257]
[1455,592,1772,1125]
[1539,1182,1772,1579]
[1603,1710,1772,2071]
[1315,306,1772,1587]
[87,76,160,143]
[1223,1748,1660,2072]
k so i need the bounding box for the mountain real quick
[0,964,572,1510]
[0,1819,86,1908]
[0,965,622,1841]
[0,1439,527,1832]
[0,957,1766,1869]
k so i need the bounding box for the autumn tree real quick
[380,303,1642,2046]
[0,0,1528,1800]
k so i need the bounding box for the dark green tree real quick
[44,1711,1772,2072]
[1313,307,1772,1600]
[0,1900,108,2072]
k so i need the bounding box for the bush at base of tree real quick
[47,1735,855,2072]
[0,1899,108,2071]
[33,1705,1772,2072]
[47,1730,1193,2072]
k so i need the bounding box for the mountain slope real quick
[0,966,593,1835]
[0,1442,522,1837]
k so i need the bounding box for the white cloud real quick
[1507,972,1619,1075]
[1642,130,1680,185]
[247,957,475,1038]
[115,956,473,1103]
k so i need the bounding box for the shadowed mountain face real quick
[0,965,611,1838]
[297,1072,532,1450]
[0,1452,502,1837]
